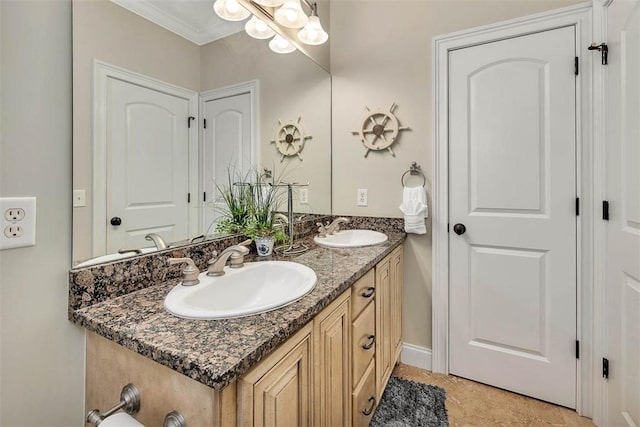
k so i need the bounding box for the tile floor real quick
[393,363,595,426]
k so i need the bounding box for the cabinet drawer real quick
[352,360,376,427]
[351,269,375,319]
[352,301,375,385]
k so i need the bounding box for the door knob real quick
[453,223,466,235]
[110,217,122,226]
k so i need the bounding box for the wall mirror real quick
[72,0,331,267]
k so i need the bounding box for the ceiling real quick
[110,0,245,45]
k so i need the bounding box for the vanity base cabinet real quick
[84,244,404,427]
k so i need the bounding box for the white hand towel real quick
[399,186,428,234]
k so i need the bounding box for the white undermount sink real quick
[313,229,388,248]
[164,261,317,320]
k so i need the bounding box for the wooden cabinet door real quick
[390,246,403,363]
[238,324,312,427]
[314,290,351,427]
[375,254,392,399]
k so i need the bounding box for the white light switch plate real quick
[299,188,309,205]
[0,197,36,250]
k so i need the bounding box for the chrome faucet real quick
[145,233,168,250]
[325,217,350,235]
[167,257,200,286]
[207,240,251,277]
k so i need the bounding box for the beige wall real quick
[0,1,85,425]
[330,0,585,350]
[200,32,332,215]
[72,0,201,262]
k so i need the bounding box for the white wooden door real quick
[202,93,253,233]
[448,26,577,408]
[107,78,191,252]
[604,1,640,425]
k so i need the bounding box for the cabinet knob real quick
[362,335,376,350]
[362,397,376,416]
[110,216,122,226]
[361,287,375,298]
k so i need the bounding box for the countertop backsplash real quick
[68,215,404,315]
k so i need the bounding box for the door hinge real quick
[203,192,206,202]
[603,200,610,221]
[187,193,191,203]
[602,357,609,379]
[574,57,579,75]
[575,340,580,359]
[188,116,195,128]
[588,43,608,65]
[203,118,207,129]
[576,197,580,216]
[447,223,450,233]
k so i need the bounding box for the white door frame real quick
[431,2,595,416]
[199,80,260,232]
[92,60,199,256]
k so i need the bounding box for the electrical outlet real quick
[73,189,86,207]
[357,189,368,206]
[0,197,36,250]
[299,188,309,205]
[4,208,26,221]
[4,225,24,238]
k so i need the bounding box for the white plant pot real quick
[255,236,275,256]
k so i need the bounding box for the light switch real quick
[73,189,86,207]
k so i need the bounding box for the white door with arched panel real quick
[201,88,255,234]
[105,77,194,253]
[448,26,578,408]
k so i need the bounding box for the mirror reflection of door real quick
[101,70,197,253]
[201,88,254,234]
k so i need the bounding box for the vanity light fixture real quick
[269,34,296,53]
[245,15,276,39]
[297,3,327,45]
[214,0,328,54]
[274,0,308,28]
[213,0,251,21]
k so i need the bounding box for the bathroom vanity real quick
[71,226,404,426]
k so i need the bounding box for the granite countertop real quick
[70,232,405,391]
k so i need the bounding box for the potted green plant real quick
[242,172,288,256]
[214,169,251,235]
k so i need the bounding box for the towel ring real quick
[401,162,426,187]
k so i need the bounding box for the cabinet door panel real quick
[391,247,403,363]
[314,291,351,427]
[375,255,393,398]
[239,324,312,427]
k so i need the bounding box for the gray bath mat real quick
[370,376,449,427]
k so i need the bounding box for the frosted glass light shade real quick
[297,15,328,45]
[213,0,250,21]
[245,15,276,39]
[253,0,286,6]
[274,0,308,28]
[269,34,296,54]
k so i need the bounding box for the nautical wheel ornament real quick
[351,103,410,157]
[271,117,312,162]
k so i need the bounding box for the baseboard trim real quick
[401,343,432,371]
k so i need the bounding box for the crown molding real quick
[110,0,244,45]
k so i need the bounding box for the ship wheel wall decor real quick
[351,103,410,157]
[270,117,312,162]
